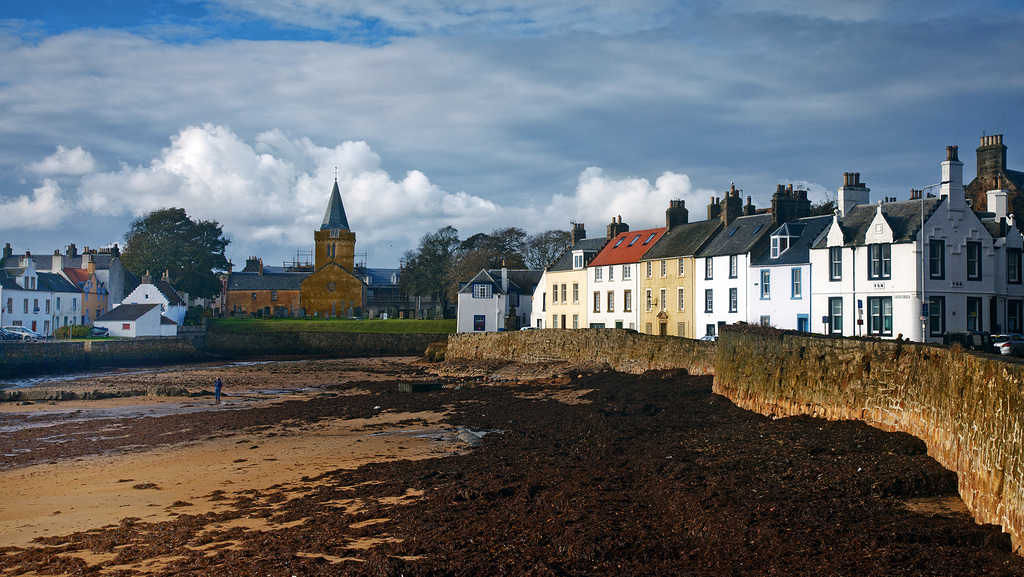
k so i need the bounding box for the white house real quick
[810,148,1021,342]
[0,255,82,336]
[586,223,666,330]
[456,268,542,332]
[747,215,831,332]
[122,272,187,325]
[94,303,178,337]
[694,211,775,339]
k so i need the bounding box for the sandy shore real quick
[0,357,456,550]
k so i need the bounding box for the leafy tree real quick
[401,226,461,315]
[121,208,230,299]
[523,229,571,269]
[810,196,838,216]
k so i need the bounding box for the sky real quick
[1,0,1022,270]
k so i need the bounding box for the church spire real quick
[321,178,350,230]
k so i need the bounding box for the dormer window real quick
[573,252,585,269]
[770,235,791,258]
[473,284,492,299]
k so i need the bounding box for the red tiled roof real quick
[588,227,667,266]
[63,267,90,286]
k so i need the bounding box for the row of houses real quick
[459,135,1024,343]
[0,244,189,337]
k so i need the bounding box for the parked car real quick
[0,327,25,341]
[992,333,1024,357]
[89,326,110,337]
[3,326,44,341]
[942,331,998,354]
[699,334,718,342]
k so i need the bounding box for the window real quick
[729,255,738,278]
[967,297,982,331]
[705,258,713,280]
[1009,249,1022,284]
[705,289,713,313]
[473,284,492,298]
[45,300,50,314]
[595,268,603,281]
[791,268,802,298]
[760,270,770,299]
[867,297,893,336]
[660,260,667,277]
[643,233,656,245]
[608,266,614,281]
[561,284,567,303]
[929,296,946,336]
[628,235,641,247]
[678,259,685,276]
[573,253,584,269]
[573,314,579,329]
[270,291,277,301]
[552,315,559,329]
[868,244,891,280]
[967,242,982,281]
[660,289,666,312]
[123,323,131,330]
[509,293,520,307]
[474,315,486,331]
[646,261,652,278]
[23,299,28,314]
[552,284,558,304]
[613,237,625,248]
[645,289,652,311]
[607,291,615,313]
[929,239,945,280]
[624,290,632,312]
[678,288,685,311]
[593,291,601,313]
[1009,300,1022,333]
[541,292,546,312]
[5,298,10,313]
[760,315,771,326]
[251,292,257,300]
[829,247,842,281]
[572,283,579,303]
[623,265,631,280]
[829,297,843,334]
[56,297,61,309]
[33,299,38,313]
[729,288,738,312]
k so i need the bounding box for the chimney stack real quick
[720,184,744,226]
[772,183,812,227]
[665,199,688,230]
[606,215,629,240]
[142,270,152,284]
[571,222,587,246]
[707,196,722,220]
[3,243,12,260]
[838,172,870,218]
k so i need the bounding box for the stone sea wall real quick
[203,331,440,357]
[445,329,716,374]
[712,325,1024,552]
[0,338,204,379]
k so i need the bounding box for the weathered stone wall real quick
[712,325,1024,552]
[445,329,716,374]
[204,331,440,357]
[0,338,204,379]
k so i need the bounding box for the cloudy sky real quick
[2,1,1022,269]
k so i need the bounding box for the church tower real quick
[301,178,365,318]
[314,179,356,271]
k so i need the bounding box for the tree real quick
[810,196,838,216]
[523,229,571,269]
[121,208,230,299]
[400,226,461,315]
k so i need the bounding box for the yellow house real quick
[300,179,366,317]
[532,223,610,329]
[638,202,721,337]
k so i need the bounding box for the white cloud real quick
[543,167,715,233]
[27,145,95,175]
[0,179,69,228]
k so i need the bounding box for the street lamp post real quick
[919,181,949,342]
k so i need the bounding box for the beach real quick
[1,357,1022,575]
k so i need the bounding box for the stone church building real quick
[299,180,365,317]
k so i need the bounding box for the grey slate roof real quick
[151,280,185,305]
[641,219,722,261]
[547,237,609,272]
[37,272,80,293]
[459,269,543,295]
[96,303,160,322]
[812,198,944,249]
[0,270,21,291]
[321,180,351,230]
[751,215,832,266]
[697,213,775,258]
[227,271,310,291]
[362,268,401,287]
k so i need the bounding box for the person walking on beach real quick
[214,377,222,404]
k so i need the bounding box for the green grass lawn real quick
[208,317,456,334]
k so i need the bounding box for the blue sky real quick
[1,0,1022,269]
